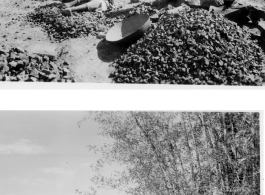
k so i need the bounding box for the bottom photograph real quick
[0,111,260,195]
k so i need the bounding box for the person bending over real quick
[62,0,113,16]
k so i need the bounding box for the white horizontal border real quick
[0,90,264,110]
[0,82,264,90]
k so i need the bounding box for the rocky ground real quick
[0,0,130,82]
[0,0,265,83]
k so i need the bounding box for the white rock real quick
[27,42,59,61]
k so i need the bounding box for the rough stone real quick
[0,48,8,55]
[9,52,16,61]
[0,54,7,59]
[0,73,4,80]
[43,55,50,62]
[27,42,59,61]
[48,74,57,79]
[30,77,38,82]
[34,55,43,64]
[42,69,51,75]
[17,71,29,81]
[16,60,24,67]
[20,55,30,66]
[38,71,47,77]
[97,32,106,39]
[150,13,159,22]
[209,5,225,14]
[30,69,39,78]
[63,61,69,66]
[0,58,8,67]
[246,26,261,37]
[4,75,10,81]
[10,76,18,81]
[9,61,17,68]
[50,61,58,70]
[63,67,70,73]
[15,47,25,53]
[0,62,9,73]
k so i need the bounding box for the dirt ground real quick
[0,0,130,83]
[0,0,265,83]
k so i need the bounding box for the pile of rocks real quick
[110,9,265,85]
[26,2,160,42]
[0,45,74,82]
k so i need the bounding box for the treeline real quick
[84,112,260,195]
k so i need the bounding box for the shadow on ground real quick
[96,39,129,62]
[223,6,265,53]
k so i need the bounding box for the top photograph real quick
[0,0,264,85]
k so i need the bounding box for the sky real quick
[0,111,125,195]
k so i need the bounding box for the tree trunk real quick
[221,112,230,192]
[175,146,189,195]
[132,112,174,195]
[188,113,201,193]
[181,113,196,193]
[208,115,225,194]
[197,113,220,195]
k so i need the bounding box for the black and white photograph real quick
[0,111,260,195]
[0,0,265,85]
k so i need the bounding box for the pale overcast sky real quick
[0,111,125,195]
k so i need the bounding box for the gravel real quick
[26,2,160,42]
[110,8,265,85]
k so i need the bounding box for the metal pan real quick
[106,14,151,45]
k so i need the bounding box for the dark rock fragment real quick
[150,14,159,22]
[30,69,39,78]
[15,47,25,53]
